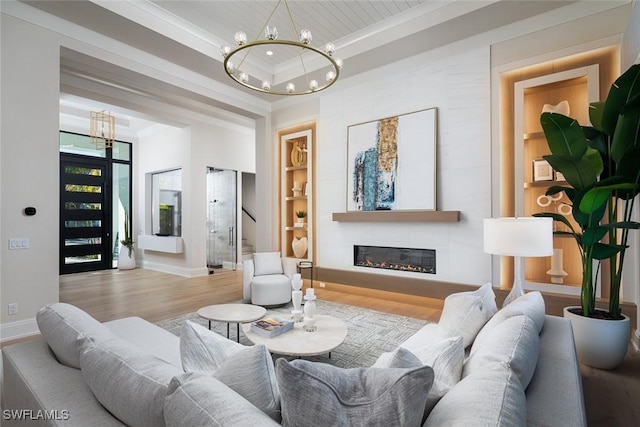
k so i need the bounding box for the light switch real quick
[8,238,29,250]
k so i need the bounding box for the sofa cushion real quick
[36,302,116,369]
[424,366,526,427]
[164,373,280,427]
[79,335,182,427]
[375,336,464,418]
[479,291,545,340]
[464,315,540,390]
[253,252,284,275]
[437,282,497,347]
[276,358,433,427]
[180,321,280,421]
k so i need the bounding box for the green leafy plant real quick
[120,212,135,257]
[295,210,307,218]
[534,64,640,319]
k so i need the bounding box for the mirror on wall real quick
[152,169,182,236]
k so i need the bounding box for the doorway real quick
[60,154,111,273]
[59,132,132,274]
[206,167,237,271]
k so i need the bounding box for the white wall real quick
[315,46,492,285]
[0,15,60,337]
[136,122,254,277]
[136,126,192,276]
[269,46,492,285]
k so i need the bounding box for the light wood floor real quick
[6,268,640,426]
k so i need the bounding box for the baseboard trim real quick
[0,317,39,343]
[141,261,209,278]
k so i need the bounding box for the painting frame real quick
[533,159,554,182]
[346,107,437,212]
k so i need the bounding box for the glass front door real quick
[206,168,237,271]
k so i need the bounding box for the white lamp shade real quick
[483,217,553,257]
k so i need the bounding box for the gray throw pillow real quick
[180,321,280,421]
[164,373,280,427]
[275,359,434,427]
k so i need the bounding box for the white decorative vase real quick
[117,244,136,270]
[563,307,630,369]
[292,237,308,258]
[291,273,303,322]
[303,288,317,332]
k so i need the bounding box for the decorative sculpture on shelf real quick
[292,236,308,258]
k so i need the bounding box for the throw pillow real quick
[276,358,434,427]
[180,320,244,370]
[180,321,280,421]
[79,335,183,427]
[424,366,526,427]
[481,290,546,337]
[253,252,284,275]
[164,373,280,427]
[380,337,464,419]
[372,347,422,369]
[408,336,464,416]
[464,315,540,390]
[437,282,497,347]
[36,302,116,369]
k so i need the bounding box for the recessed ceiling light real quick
[266,51,274,56]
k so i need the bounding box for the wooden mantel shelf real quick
[332,210,460,223]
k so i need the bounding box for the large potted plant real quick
[118,212,136,270]
[534,64,640,369]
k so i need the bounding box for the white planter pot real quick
[563,306,630,369]
[117,244,136,270]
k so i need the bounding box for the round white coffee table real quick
[241,314,347,357]
[197,303,266,342]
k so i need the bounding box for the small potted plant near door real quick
[118,212,136,270]
[534,64,640,369]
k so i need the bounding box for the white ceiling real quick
[14,0,632,135]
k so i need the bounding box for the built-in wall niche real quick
[152,168,182,237]
[139,168,184,254]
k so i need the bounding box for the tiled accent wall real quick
[316,46,492,286]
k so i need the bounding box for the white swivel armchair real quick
[243,252,296,307]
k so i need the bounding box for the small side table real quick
[197,304,266,342]
[297,260,314,288]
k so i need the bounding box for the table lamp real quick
[483,217,553,306]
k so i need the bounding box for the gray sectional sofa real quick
[2,286,586,426]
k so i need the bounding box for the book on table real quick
[250,316,294,338]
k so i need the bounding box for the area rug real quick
[154,300,430,368]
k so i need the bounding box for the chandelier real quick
[221,0,343,95]
[89,110,115,149]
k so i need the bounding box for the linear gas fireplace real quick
[354,245,436,274]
